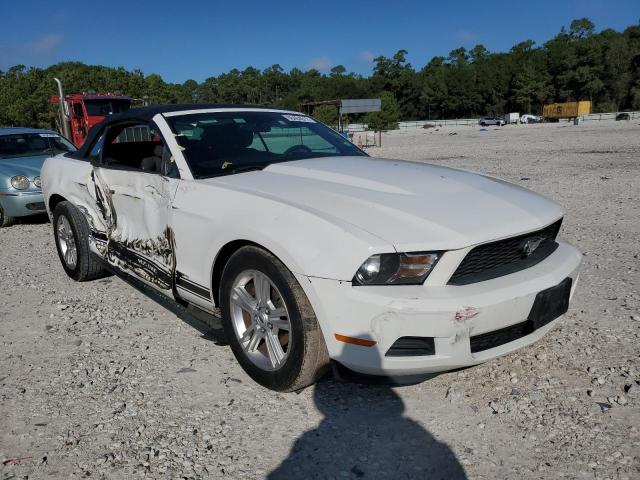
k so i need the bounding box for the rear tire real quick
[220,246,330,391]
[53,201,110,281]
[0,204,16,227]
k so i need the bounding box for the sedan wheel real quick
[230,269,291,370]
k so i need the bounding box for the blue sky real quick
[1,0,638,83]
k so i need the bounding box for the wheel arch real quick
[48,193,67,214]
[208,238,333,349]
[211,239,274,305]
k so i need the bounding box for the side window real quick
[73,103,83,117]
[100,123,172,175]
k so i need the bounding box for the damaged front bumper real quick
[299,241,582,376]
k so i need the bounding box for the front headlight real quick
[33,176,42,188]
[353,251,441,285]
[11,175,30,190]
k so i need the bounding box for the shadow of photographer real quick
[268,379,467,480]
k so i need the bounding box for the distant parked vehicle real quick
[542,101,591,121]
[51,78,133,147]
[479,117,505,127]
[615,112,631,121]
[504,112,520,124]
[521,114,542,124]
[0,128,76,227]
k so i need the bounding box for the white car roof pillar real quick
[152,113,194,181]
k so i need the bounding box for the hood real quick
[0,154,48,180]
[205,156,564,251]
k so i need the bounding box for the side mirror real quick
[162,159,180,178]
[161,147,180,178]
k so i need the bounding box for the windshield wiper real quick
[197,163,267,179]
[229,164,266,174]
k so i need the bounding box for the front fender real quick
[42,155,102,227]
[170,179,394,295]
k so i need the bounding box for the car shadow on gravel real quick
[268,379,467,479]
[105,265,228,345]
[4,213,50,227]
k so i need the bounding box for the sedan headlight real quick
[353,252,441,285]
[10,175,30,190]
[33,176,42,188]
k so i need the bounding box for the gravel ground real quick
[1,120,639,479]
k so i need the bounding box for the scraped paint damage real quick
[370,300,431,347]
[79,168,178,291]
[451,306,479,344]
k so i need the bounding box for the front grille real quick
[449,220,562,285]
[386,336,435,356]
[470,321,533,353]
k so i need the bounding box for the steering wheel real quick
[283,144,313,157]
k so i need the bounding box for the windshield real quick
[166,111,366,178]
[85,99,131,116]
[0,132,77,159]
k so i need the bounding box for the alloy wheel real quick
[57,215,78,269]
[229,269,291,370]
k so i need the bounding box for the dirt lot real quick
[1,120,639,479]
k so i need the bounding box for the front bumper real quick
[298,240,582,376]
[0,190,46,217]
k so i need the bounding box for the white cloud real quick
[456,30,478,43]
[0,33,63,69]
[306,56,331,72]
[31,34,63,55]
[359,51,375,62]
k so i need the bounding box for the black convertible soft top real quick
[76,103,282,158]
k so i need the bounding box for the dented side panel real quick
[42,155,106,242]
[92,168,179,293]
[42,152,180,296]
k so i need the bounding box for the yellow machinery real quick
[543,101,592,119]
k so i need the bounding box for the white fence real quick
[581,112,639,122]
[345,111,640,132]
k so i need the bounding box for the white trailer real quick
[504,112,520,124]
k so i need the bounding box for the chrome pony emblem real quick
[521,236,544,257]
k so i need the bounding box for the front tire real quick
[220,246,329,391]
[53,201,110,281]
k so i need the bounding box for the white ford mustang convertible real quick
[42,105,582,391]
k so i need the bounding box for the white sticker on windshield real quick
[39,133,58,137]
[282,114,315,123]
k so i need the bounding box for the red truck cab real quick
[51,93,132,147]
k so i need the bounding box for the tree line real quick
[1,18,639,130]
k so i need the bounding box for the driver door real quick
[89,122,180,295]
